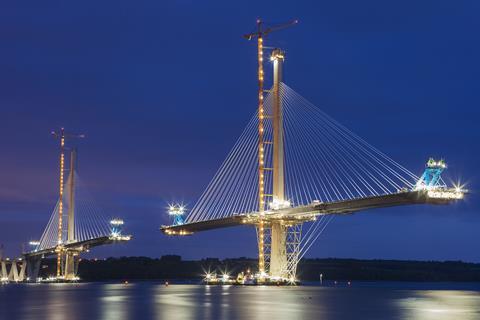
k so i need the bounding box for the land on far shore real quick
[36,256,480,282]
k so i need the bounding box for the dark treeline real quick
[38,256,480,282]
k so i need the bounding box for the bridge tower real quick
[51,128,84,279]
[269,48,289,279]
[64,148,77,280]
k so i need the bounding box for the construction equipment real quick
[243,19,297,277]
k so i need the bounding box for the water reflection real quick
[100,284,130,320]
[2,283,480,320]
[398,290,480,320]
[46,284,72,320]
[153,284,313,320]
[153,284,199,319]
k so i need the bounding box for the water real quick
[1,282,480,319]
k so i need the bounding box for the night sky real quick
[1,1,478,262]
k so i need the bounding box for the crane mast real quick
[244,19,297,278]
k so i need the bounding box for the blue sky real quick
[0,0,478,261]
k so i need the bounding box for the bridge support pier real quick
[26,256,41,282]
[18,260,26,281]
[270,222,287,278]
[1,260,7,280]
[0,259,27,282]
[64,251,78,280]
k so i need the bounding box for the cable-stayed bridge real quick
[12,130,131,283]
[161,21,466,284]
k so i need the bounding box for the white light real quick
[269,198,291,210]
[168,204,186,216]
[109,234,131,241]
[29,241,40,246]
[110,219,124,226]
[427,190,464,200]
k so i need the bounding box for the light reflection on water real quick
[1,283,480,320]
[100,284,129,320]
[398,290,480,320]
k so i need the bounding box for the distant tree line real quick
[38,256,480,282]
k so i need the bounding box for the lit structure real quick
[168,205,186,226]
[415,158,447,190]
[51,129,84,278]
[53,128,66,277]
[20,130,131,283]
[243,18,298,278]
[109,219,131,240]
[161,21,466,284]
[0,258,27,282]
[414,158,465,200]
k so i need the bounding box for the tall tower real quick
[67,148,77,243]
[64,148,77,280]
[269,49,288,278]
[272,48,285,202]
[51,128,84,279]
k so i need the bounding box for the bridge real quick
[16,129,131,283]
[161,21,466,284]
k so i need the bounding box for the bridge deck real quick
[23,235,131,258]
[161,190,460,235]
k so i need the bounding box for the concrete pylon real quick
[67,148,76,244]
[64,251,77,280]
[18,260,26,281]
[8,260,19,281]
[1,260,7,280]
[26,256,41,282]
[64,149,77,280]
[269,48,288,279]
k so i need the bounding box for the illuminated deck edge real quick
[23,235,132,258]
[161,190,464,235]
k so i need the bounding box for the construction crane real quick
[243,19,297,276]
[243,19,298,40]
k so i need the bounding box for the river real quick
[1,282,480,319]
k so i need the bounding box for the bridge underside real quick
[161,190,460,235]
[22,236,130,282]
[24,236,131,259]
